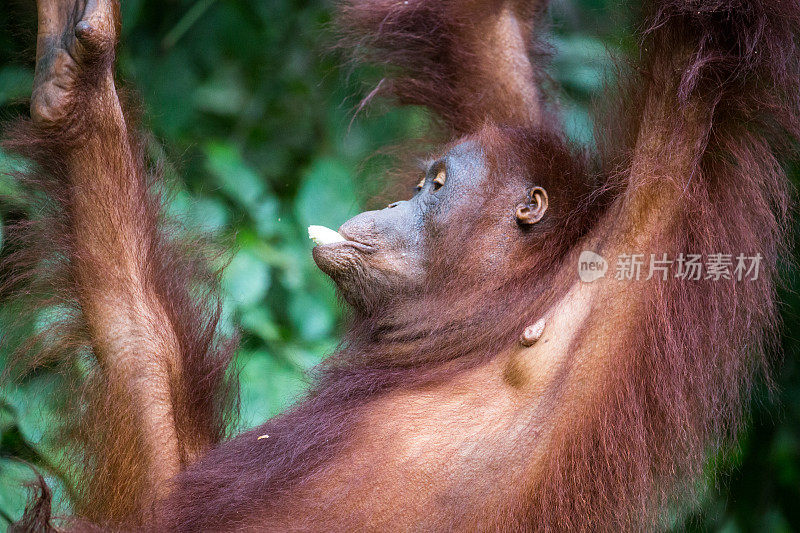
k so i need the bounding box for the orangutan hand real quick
[31,0,120,125]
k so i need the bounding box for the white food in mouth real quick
[308,225,347,246]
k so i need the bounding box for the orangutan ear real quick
[515,186,548,225]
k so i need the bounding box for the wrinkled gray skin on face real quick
[312,141,497,313]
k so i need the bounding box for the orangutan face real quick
[310,140,549,313]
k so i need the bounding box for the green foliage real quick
[0,0,797,530]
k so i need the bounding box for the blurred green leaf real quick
[240,306,280,342]
[205,142,266,208]
[288,292,334,342]
[191,196,231,233]
[294,158,358,229]
[195,65,247,117]
[552,35,613,97]
[253,198,280,238]
[222,249,270,307]
[562,103,594,145]
[0,458,33,527]
[0,66,33,106]
[237,350,307,427]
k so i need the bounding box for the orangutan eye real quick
[433,169,446,190]
[415,177,426,191]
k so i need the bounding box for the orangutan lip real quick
[336,229,377,252]
[314,239,375,253]
[308,227,376,253]
[338,241,376,253]
[313,238,376,253]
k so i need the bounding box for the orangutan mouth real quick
[308,225,375,252]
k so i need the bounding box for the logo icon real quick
[578,251,607,283]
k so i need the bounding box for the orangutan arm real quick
[339,0,553,136]
[34,0,182,520]
[3,0,234,524]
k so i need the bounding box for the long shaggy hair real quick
[157,1,800,530]
[4,0,800,531]
[1,92,239,525]
[338,0,557,134]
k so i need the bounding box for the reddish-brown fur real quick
[2,0,237,525]
[338,0,557,134]
[2,0,799,531]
